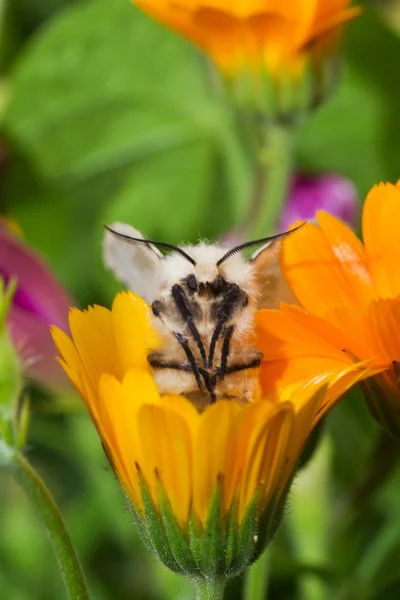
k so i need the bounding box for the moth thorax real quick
[195,263,219,283]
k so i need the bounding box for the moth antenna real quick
[216,222,306,266]
[103,224,196,266]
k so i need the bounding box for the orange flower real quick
[257,181,400,438]
[52,291,364,578]
[131,0,360,78]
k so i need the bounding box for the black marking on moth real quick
[172,284,207,367]
[148,279,257,405]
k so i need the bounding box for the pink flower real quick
[279,174,360,231]
[0,221,73,391]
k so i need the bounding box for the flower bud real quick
[0,220,73,391]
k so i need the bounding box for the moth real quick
[103,223,301,410]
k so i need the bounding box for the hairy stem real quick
[7,451,90,600]
[244,123,296,239]
[196,578,226,600]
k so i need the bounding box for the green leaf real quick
[2,0,248,301]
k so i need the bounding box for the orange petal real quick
[136,404,192,526]
[308,6,361,43]
[316,211,374,308]
[313,364,386,425]
[133,0,207,54]
[112,291,159,372]
[256,305,349,362]
[363,182,400,298]
[260,357,354,395]
[368,298,400,363]
[281,219,365,316]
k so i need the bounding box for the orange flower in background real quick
[131,0,360,77]
[52,291,365,577]
[257,181,400,439]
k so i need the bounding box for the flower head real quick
[132,0,360,113]
[257,181,400,439]
[0,220,73,391]
[133,0,359,77]
[52,291,363,578]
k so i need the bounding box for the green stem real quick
[243,547,271,600]
[7,452,90,600]
[244,123,296,239]
[196,578,226,600]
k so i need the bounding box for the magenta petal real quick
[279,174,360,231]
[8,305,71,391]
[0,224,73,390]
[0,226,72,329]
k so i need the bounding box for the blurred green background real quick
[2,0,400,598]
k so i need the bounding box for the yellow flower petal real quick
[98,374,142,507]
[160,394,200,436]
[112,291,159,372]
[193,401,241,525]
[137,404,192,525]
[51,326,85,394]
[239,403,293,521]
[69,305,123,388]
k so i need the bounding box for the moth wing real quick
[251,240,299,309]
[103,222,162,304]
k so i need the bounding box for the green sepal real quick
[137,471,184,574]
[127,499,157,556]
[224,53,341,126]
[227,491,260,578]
[188,512,203,569]
[156,477,199,577]
[251,489,288,566]
[360,376,400,441]
[198,479,226,577]
[224,498,238,572]
[297,417,325,471]
[127,471,292,581]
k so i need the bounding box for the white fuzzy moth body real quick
[103,223,302,410]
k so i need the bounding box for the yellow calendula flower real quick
[52,291,368,580]
[257,181,400,440]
